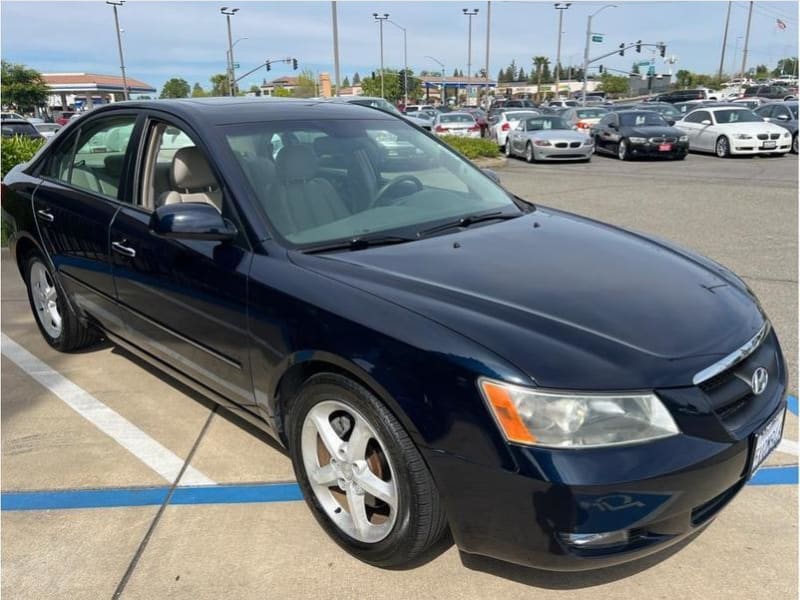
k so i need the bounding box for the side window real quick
[43,116,136,200]
[685,111,708,123]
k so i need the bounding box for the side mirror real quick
[150,202,237,241]
[607,123,617,130]
[762,117,770,122]
[701,119,712,125]
[667,119,676,126]
[777,114,790,121]
[482,168,501,185]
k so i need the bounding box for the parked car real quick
[655,88,719,103]
[548,99,578,108]
[1,119,45,141]
[675,106,792,157]
[432,112,481,137]
[328,96,432,130]
[0,111,26,120]
[560,106,608,132]
[55,111,78,126]
[403,105,435,114]
[33,122,63,140]
[730,98,772,109]
[755,101,798,153]
[463,107,489,137]
[3,97,787,572]
[488,110,541,148]
[503,99,537,109]
[632,102,681,122]
[593,110,688,161]
[742,85,790,100]
[504,115,593,162]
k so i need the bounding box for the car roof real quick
[1,118,35,125]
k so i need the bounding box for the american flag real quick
[776,19,787,30]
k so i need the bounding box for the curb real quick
[471,156,508,169]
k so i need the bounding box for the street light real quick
[106,0,129,101]
[554,3,571,100]
[581,4,617,105]
[373,13,389,98]
[387,19,408,107]
[426,55,446,107]
[220,7,239,96]
[463,8,479,106]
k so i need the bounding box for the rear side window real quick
[683,110,710,123]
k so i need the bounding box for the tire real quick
[792,133,798,154]
[286,373,448,568]
[504,139,513,158]
[593,136,601,154]
[24,253,98,352]
[715,136,730,158]
[525,142,535,163]
[617,138,629,161]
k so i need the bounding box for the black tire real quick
[715,136,730,158]
[792,133,798,154]
[525,142,535,163]
[593,136,601,154]
[617,138,629,161]
[504,139,513,158]
[24,252,98,352]
[286,373,448,568]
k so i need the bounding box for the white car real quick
[489,110,541,149]
[33,123,62,140]
[675,106,792,157]
[432,112,481,138]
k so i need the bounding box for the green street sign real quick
[233,62,240,69]
[591,34,603,43]
[637,61,651,66]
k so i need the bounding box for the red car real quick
[55,111,77,126]
[464,108,489,136]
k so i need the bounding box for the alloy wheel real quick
[526,143,534,163]
[618,139,628,160]
[716,136,730,158]
[300,400,399,544]
[793,134,798,154]
[30,260,62,338]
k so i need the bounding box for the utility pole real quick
[554,3,571,100]
[221,7,239,96]
[373,13,389,98]
[332,2,341,95]
[388,19,408,107]
[463,8,479,106]
[717,0,732,82]
[582,5,616,106]
[484,1,491,108]
[106,0,129,100]
[740,0,754,83]
[426,55,446,107]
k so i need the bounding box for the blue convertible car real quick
[2,98,786,571]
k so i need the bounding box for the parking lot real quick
[1,151,797,600]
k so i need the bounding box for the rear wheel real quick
[715,136,730,158]
[617,139,629,161]
[505,139,513,158]
[287,373,448,568]
[792,133,798,154]
[525,142,535,163]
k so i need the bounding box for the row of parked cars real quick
[0,111,70,141]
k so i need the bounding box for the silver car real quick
[432,112,481,138]
[505,115,594,163]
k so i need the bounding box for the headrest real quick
[104,154,125,178]
[171,146,217,191]
[275,144,317,182]
[313,136,338,157]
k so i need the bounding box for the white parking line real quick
[1,333,215,487]
[777,438,800,457]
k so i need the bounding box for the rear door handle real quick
[36,209,54,223]
[112,241,136,258]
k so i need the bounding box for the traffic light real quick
[598,65,604,73]
[266,61,271,71]
[292,58,298,70]
[636,40,642,53]
[659,43,666,58]
[618,43,625,57]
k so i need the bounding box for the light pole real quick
[581,4,617,106]
[332,2,341,95]
[463,8,479,106]
[484,1,491,108]
[740,0,754,83]
[106,0,129,101]
[387,19,408,107]
[221,7,239,96]
[373,13,389,98]
[554,3,571,100]
[426,55,446,107]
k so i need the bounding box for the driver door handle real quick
[112,241,136,258]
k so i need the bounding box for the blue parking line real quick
[749,465,798,486]
[787,395,798,416]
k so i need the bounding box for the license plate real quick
[658,143,672,152]
[762,140,777,149]
[750,408,785,476]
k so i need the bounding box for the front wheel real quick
[505,139,513,158]
[617,139,629,161]
[715,136,730,158]
[525,142,535,163]
[287,374,448,568]
[792,133,798,154]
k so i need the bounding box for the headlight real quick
[534,139,552,147]
[479,378,679,448]
[628,137,647,144]
[583,139,594,146]
[734,133,753,139]
[784,132,790,138]
[679,135,688,142]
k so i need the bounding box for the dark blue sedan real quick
[2,98,786,571]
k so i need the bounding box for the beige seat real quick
[160,146,222,210]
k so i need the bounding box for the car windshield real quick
[575,108,606,119]
[645,105,680,118]
[524,117,570,130]
[714,109,762,124]
[620,112,668,127]
[440,114,475,124]
[224,118,521,247]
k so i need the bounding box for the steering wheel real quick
[370,175,424,208]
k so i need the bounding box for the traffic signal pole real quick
[235,58,298,84]
[582,41,664,103]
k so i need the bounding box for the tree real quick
[159,77,190,99]
[754,64,769,79]
[497,68,506,83]
[517,67,526,82]
[342,76,350,88]
[190,83,206,97]
[772,57,797,78]
[532,56,550,99]
[598,73,629,95]
[294,69,317,98]
[675,69,693,88]
[273,87,292,97]
[209,73,228,96]
[360,69,400,101]
[1,61,49,112]
[352,72,361,84]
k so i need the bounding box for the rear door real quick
[32,112,140,335]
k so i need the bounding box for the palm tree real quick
[532,56,550,101]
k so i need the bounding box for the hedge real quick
[440,135,500,159]
[2,135,44,179]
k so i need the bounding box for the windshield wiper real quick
[417,210,522,238]
[302,234,414,254]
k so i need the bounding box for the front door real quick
[109,117,255,407]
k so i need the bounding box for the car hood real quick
[290,209,763,389]
[624,126,684,138]
[529,129,587,141]
[715,121,788,134]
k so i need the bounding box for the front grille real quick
[757,133,768,140]
[770,133,780,140]
[570,141,582,148]
[555,142,568,148]
[649,136,677,144]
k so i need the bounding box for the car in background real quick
[403,104,435,114]
[743,85,790,100]
[560,106,608,133]
[463,107,489,137]
[593,110,688,161]
[54,111,78,126]
[655,88,719,103]
[755,101,798,153]
[675,106,792,157]
[489,110,541,148]
[327,96,432,130]
[1,111,26,121]
[504,115,593,163]
[33,123,63,140]
[1,119,45,141]
[730,98,773,110]
[432,112,481,137]
[633,102,681,122]
[548,99,578,109]
[502,99,537,109]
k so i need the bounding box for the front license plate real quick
[750,408,785,475]
[762,141,777,149]
[658,143,672,152]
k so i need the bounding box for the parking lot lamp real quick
[373,13,389,98]
[220,7,240,96]
[554,3,571,100]
[581,4,617,106]
[463,8,479,105]
[426,55,446,107]
[106,0,129,101]
[387,19,408,107]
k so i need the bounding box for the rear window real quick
[575,109,606,118]
[440,114,475,124]
[1,122,37,136]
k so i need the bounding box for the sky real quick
[1,0,798,94]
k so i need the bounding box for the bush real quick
[2,135,44,179]
[440,136,500,159]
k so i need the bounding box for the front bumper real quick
[628,141,689,159]
[730,140,791,154]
